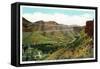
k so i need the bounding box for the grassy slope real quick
[22,29,93,61]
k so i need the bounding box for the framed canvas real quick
[11,2,98,67]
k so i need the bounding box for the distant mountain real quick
[22,17,77,32]
[32,20,59,32]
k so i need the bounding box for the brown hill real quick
[32,20,59,32]
[22,17,75,32]
[22,17,33,32]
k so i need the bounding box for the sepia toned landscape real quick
[22,17,94,61]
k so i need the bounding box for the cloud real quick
[23,12,94,26]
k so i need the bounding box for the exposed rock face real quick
[85,20,94,37]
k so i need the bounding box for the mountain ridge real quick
[22,17,80,32]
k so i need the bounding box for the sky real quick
[21,6,95,26]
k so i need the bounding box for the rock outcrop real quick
[85,20,94,37]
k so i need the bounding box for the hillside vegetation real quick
[22,17,94,61]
